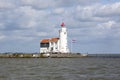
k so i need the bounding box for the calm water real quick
[0,58,120,80]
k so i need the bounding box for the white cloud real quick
[0,34,6,40]
[20,0,54,9]
[97,21,116,30]
[75,6,94,21]
[0,23,5,29]
[36,32,48,37]
[0,0,17,9]
[53,8,65,14]
[15,36,34,41]
[95,2,120,17]
[20,0,101,9]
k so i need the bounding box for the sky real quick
[0,0,120,53]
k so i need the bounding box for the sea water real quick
[0,58,120,80]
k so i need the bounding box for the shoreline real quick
[0,53,88,58]
[0,53,120,58]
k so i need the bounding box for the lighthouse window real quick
[40,43,49,47]
[64,32,66,34]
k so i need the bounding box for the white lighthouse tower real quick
[59,22,69,53]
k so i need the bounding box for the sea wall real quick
[0,53,41,58]
[0,53,88,58]
[49,53,87,58]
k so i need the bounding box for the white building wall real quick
[56,40,60,52]
[53,42,55,52]
[40,48,49,53]
[51,41,59,52]
[48,42,51,52]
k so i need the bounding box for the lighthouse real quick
[59,22,69,53]
[40,22,69,53]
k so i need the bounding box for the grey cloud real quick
[0,33,6,40]
[94,2,120,17]
[0,6,51,31]
[0,0,21,10]
[20,0,54,9]
[20,0,101,9]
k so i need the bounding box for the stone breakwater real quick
[0,53,88,58]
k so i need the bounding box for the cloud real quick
[0,23,5,30]
[52,8,65,15]
[0,33,6,40]
[0,6,51,31]
[0,0,20,10]
[20,0,101,9]
[20,0,55,9]
[94,2,120,17]
[0,0,120,53]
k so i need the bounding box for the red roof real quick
[40,39,49,43]
[50,38,59,42]
[40,38,59,43]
